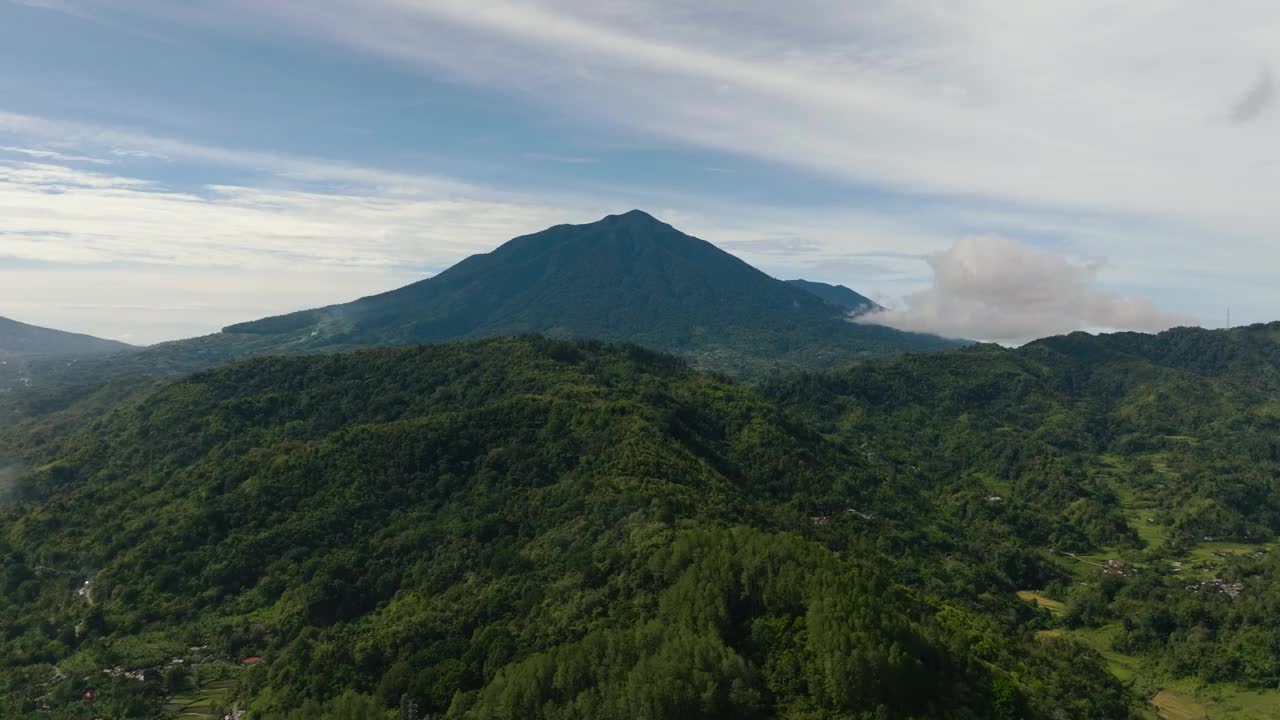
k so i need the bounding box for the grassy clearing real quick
[1058,625,1280,719]
[1016,590,1065,614]
[1151,689,1206,720]
[1064,625,1143,682]
[1104,481,1173,551]
[1148,679,1280,720]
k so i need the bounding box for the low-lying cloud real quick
[861,236,1198,343]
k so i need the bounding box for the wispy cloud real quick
[523,152,597,165]
[0,110,471,197]
[0,145,110,165]
[0,159,592,270]
[110,147,170,160]
[133,0,1278,272]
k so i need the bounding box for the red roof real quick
[242,656,262,665]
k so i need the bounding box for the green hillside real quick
[0,337,1132,719]
[6,322,1280,718]
[763,322,1280,716]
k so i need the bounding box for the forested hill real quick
[0,315,132,358]
[762,321,1280,714]
[1026,322,1280,387]
[5,211,960,390]
[0,337,1134,720]
[6,323,1280,719]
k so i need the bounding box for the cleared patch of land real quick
[1016,590,1064,614]
[1151,689,1205,720]
[1065,624,1143,683]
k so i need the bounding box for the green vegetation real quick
[763,322,1280,717]
[0,336,1133,719]
[6,320,1280,718]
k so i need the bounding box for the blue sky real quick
[1,0,1277,344]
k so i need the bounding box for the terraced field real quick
[164,679,236,720]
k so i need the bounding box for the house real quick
[242,656,262,666]
[810,516,831,527]
[1103,560,1130,576]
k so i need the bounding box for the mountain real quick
[785,279,881,315]
[217,210,959,376]
[0,315,132,358]
[5,212,962,390]
[0,337,1135,719]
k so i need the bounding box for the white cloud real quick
[128,0,1280,283]
[8,0,1278,338]
[862,236,1197,343]
[0,110,475,198]
[0,159,597,271]
[110,147,170,160]
[0,146,110,165]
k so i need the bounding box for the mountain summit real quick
[224,211,960,374]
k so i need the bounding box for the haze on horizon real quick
[2,1,1277,345]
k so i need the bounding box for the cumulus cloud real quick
[861,236,1198,343]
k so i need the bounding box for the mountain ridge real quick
[785,279,881,315]
[0,315,133,358]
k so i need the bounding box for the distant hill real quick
[0,315,131,358]
[9,211,962,387]
[785,279,881,315]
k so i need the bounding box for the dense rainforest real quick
[2,323,1280,718]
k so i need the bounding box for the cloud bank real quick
[862,236,1197,343]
